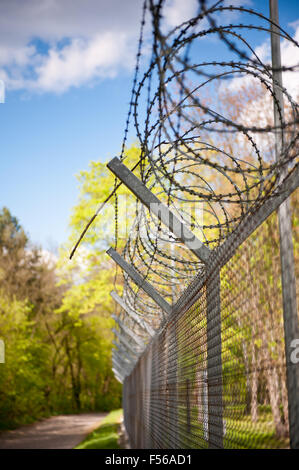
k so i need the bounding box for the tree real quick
[53,148,143,412]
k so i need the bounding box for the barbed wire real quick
[70,1,299,349]
[116,0,299,332]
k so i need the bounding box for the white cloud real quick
[0,0,143,93]
[280,26,299,99]
[0,79,4,103]
[1,1,297,95]
[32,32,135,93]
[0,0,205,94]
[163,0,198,29]
[226,24,299,100]
[215,23,299,157]
[161,0,253,35]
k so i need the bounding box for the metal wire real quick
[124,200,298,448]
[115,0,298,324]
[107,0,299,448]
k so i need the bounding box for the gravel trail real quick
[0,413,107,449]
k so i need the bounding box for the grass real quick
[176,406,289,449]
[75,409,123,449]
[76,407,288,449]
[223,414,289,449]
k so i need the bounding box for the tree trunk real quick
[280,367,289,430]
[250,345,258,422]
[65,335,81,411]
[266,365,286,437]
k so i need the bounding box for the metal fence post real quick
[144,347,153,448]
[206,269,223,448]
[186,378,191,435]
[168,319,178,448]
[203,369,209,442]
[107,157,210,263]
[169,244,179,448]
[107,247,172,316]
[149,341,157,448]
[270,0,299,449]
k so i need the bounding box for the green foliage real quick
[0,157,129,429]
[0,148,141,428]
[0,293,50,428]
[68,144,141,251]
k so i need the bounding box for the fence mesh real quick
[67,0,299,449]
[123,190,298,448]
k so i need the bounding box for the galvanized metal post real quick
[113,350,133,370]
[107,157,210,263]
[112,328,141,357]
[203,369,208,442]
[112,314,145,349]
[186,378,191,434]
[123,377,128,438]
[169,243,179,448]
[149,342,158,447]
[206,269,223,448]
[144,346,153,448]
[112,358,130,377]
[112,367,125,383]
[111,291,155,336]
[107,247,172,316]
[270,0,299,449]
[112,341,136,365]
[167,319,178,448]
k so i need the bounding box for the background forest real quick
[0,181,124,429]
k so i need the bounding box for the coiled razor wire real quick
[110,0,299,333]
[69,1,299,353]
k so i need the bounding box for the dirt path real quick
[0,413,107,449]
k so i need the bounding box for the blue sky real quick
[0,0,298,251]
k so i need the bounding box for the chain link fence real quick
[123,185,298,449]
[70,0,299,449]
